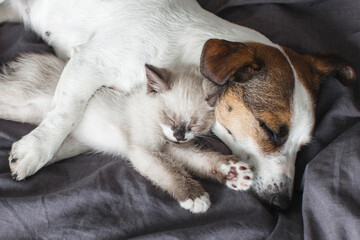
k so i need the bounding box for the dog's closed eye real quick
[258,120,288,146]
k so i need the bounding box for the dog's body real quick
[0,0,355,210]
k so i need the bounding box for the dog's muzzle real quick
[252,174,293,211]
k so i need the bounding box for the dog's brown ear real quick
[310,53,356,86]
[200,39,263,85]
[145,64,171,93]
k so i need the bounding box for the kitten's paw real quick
[220,156,253,191]
[179,193,211,214]
[9,135,52,181]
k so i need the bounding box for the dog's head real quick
[200,39,356,210]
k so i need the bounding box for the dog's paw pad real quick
[220,159,253,191]
[179,193,210,213]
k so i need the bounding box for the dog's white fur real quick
[0,0,313,207]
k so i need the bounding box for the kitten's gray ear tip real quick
[145,64,166,76]
[145,64,170,93]
[145,64,154,72]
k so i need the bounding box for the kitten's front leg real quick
[46,135,90,166]
[127,147,210,213]
[165,143,253,191]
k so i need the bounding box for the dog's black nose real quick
[254,174,293,211]
[173,126,186,141]
[271,193,291,211]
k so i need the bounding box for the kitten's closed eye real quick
[162,111,176,126]
[187,124,201,132]
[168,116,176,126]
[188,111,215,135]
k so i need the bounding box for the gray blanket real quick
[0,0,359,239]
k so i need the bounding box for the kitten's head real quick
[145,64,223,143]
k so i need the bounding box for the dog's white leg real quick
[0,1,21,23]
[127,147,210,213]
[8,49,104,181]
[166,144,253,191]
[46,136,90,166]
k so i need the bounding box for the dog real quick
[0,0,355,210]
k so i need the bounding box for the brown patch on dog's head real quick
[215,83,290,153]
[201,39,294,152]
[215,86,260,146]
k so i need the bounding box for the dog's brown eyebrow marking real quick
[228,105,233,112]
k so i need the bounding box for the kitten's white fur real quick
[0,53,253,213]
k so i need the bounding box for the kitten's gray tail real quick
[0,53,64,124]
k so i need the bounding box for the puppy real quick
[0,0,355,210]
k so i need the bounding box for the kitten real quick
[0,53,253,213]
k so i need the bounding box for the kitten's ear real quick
[202,79,224,107]
[145,64,171,93]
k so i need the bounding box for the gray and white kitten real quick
[0,53,253,213]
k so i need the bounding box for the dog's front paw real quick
[219,156,253,191]
[9,135,52,181]
[179,193,211,214]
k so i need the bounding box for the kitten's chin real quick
[161,124,195,143]
[165,138,190,144]
[164,135,194,144]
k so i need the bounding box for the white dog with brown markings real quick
[0,0,355,210]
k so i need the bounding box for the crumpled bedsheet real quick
[0,0,359,239]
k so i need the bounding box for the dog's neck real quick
[156,1,277,68]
